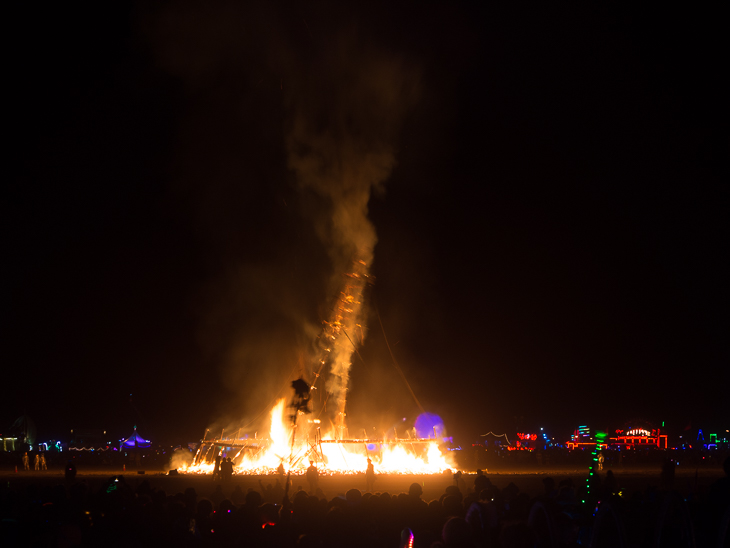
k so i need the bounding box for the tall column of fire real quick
[318,259,370,440]
[283,39,419,443]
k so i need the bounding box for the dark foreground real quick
[1,466,727,547]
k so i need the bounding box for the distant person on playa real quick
[40,453,47,471]
[453,470,467,494]
[22,452,29,471]
[474,472,492,496]
[34,453,40,471]
[277,460,288,489]
[223,457,234,482]
[366,458,376,492]
[214,452,222,481]
[306,460,319,493]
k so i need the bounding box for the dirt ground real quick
[1,467,724,503]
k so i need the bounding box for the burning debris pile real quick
[170,22,443,476]
[182,400,451,476]
[182,261,453,476]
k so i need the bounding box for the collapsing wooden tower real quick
[313,259,372,440]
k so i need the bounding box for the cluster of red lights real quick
[516,433,537,441]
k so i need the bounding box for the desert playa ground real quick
[1,466,724,502]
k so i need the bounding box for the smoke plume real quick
[146,3,419,434]
[284,31,419,433]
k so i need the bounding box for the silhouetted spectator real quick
[195,498,214,540]
[556,478,576,506]
[453,470,467,494]
[465,490,499,546]
[604,470,617,495]
[366,458,376,492]
[221,457,234,482]
[441,516,476,547]
[474,473,491,495]
[183,486,197,513]
[499,521,537,548]
[232,484,245,506]
[210,484,225,508]
[214,452,222,481]
[306,460,319,493]
[542,476,557,498]
[408,483,427,506]
[443,494,464,518]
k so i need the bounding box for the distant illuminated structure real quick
[612,427,667,449]
[705,432,729,450]
[1,437,18,452]
[566,423,668,450]
[510,432,538,451]
[120,426,151,450]
[566,426,598,450]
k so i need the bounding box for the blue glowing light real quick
[414,413,444,439]
[366,443,376,451]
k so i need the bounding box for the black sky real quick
[4,2,728,445]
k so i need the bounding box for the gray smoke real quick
[145,3,419,434]
[284,31,419,431]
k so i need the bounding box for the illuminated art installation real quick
[566,423,668,451]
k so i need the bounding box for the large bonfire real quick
[181,399,451,476]
[180,40,442,476]
[181,261,453,476]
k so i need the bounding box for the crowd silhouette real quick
[0,457,727,547]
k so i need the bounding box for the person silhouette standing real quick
[214,452,222,481]
[306,460,319,493]
[366,458,376,492]
[222,457,233,482]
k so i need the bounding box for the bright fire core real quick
[181,399,453,475]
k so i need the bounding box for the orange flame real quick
[181,399,453,475]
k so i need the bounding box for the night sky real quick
[4,3,728,446]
